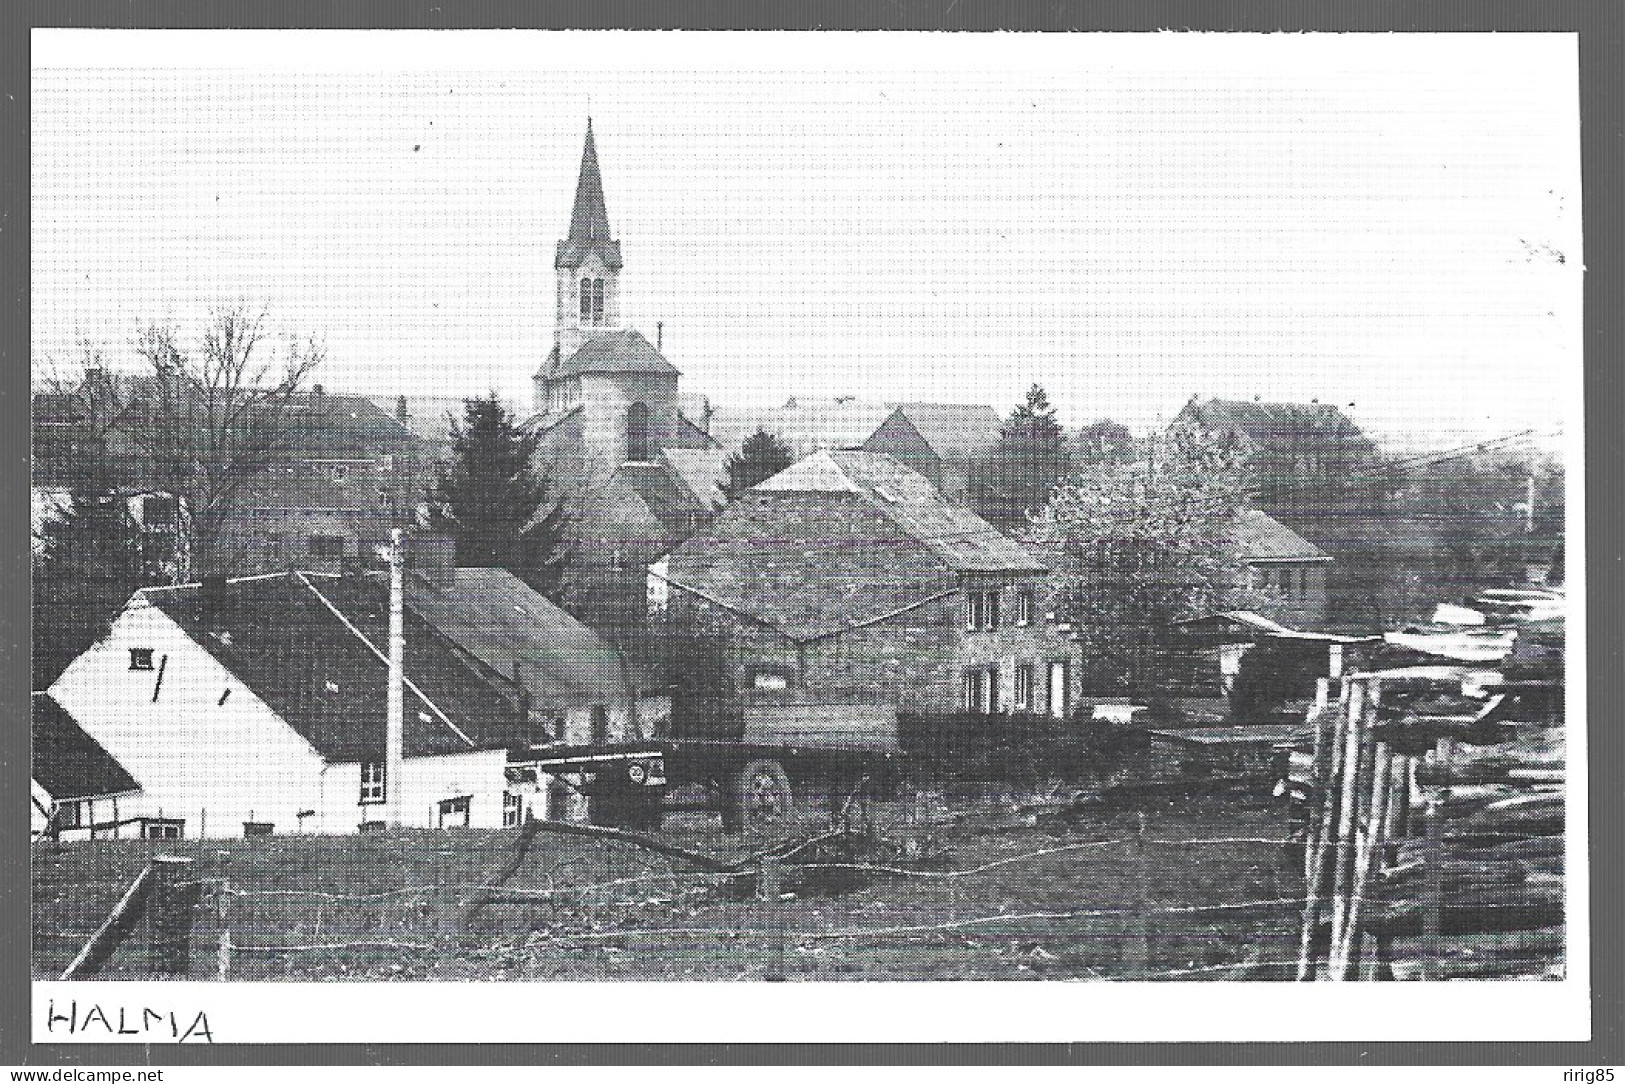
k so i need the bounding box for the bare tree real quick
[132,307,324,578]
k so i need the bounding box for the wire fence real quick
[33,791,1564,983]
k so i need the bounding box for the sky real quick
[31,31,1582,451]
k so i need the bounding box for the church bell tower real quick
[552,118,623,362]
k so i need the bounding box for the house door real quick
[1047,661,1069,719]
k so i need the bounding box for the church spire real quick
[556,118,622,270]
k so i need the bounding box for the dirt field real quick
[33,787,1302,982]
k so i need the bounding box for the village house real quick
[1173,396,1380,528]
[1235,508,1333,629]
[658,450,1082,719]
[44,554,641,839]
[860,403,1004,507]
[31,379,436,579]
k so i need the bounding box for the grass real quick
[33,790,1300,982]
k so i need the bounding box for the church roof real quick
[554,329,680,378]
[555,120,623,271]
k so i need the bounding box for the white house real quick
[46,570,549,838]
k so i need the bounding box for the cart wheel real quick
[734,759,793,830]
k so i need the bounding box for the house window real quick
[503,791,524,829]
[963,589,1001,631]
[1016,589,1034,627]
[1015,662,1034,711]
[752,671,790,691]
[359,761,385,804]
[55,800,85,831]
[963,666,1000,715]
[437,795,471,829]
[592,278,605,324]
[626,402,651,462]
[142,819,183,840]
[128,648,155,671]
[580,278,592,321]
[309,534,346,559]
[962,669,983,713]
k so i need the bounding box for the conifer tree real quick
[432,393,570,600]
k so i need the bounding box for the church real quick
[529,121,727,649]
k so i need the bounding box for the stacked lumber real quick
[1288,598,1565,981]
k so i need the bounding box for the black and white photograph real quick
[26,28,1586,1044]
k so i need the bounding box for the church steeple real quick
[555,119,622,271]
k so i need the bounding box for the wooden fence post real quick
[1327,678,1367,980]
[760,855,785,982]
[215,850,232,981]
[147,855,197,977]
[1129,811,1150,978]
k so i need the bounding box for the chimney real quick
[656,321,664,352]
[396,395,408,421]
[385,528,405,828]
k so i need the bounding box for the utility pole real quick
[386,528,406,827]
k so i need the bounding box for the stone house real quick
[658,450,1082,719]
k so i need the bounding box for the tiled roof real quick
[553,330,679,379]
[1234,509,1330,562]
[706,397,898,459]
[1179,398,1370,447]
[756,451,1044,574]
[400,567,628,711]
[32,692,141,800]
[664,488,959,642]
[146,572,534,761]
[885,403,1002,462]
[366,395,469,448]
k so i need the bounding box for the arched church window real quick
[591,279,605,324]
[580,278,592,321]
[627,402,651,463]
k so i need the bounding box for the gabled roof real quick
[399,567,628,710]
[663,487,958,642]
[1178,398,1372,448]
[145,572,530,761]
[555,120,623,271]
[553,330,679,379]
[1235,509,1330,562]
[706,397,898,459]
[880,403,1003,462]
[32,693,141,801]
[755,451,1044,574]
